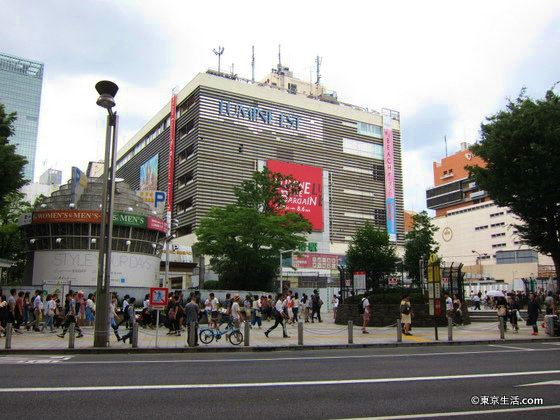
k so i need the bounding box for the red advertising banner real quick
[267,160,324,231]
[147,217,167,233]
[293,253,342,270]
[32,210,101,224]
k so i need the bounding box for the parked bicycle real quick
[198,322,244,345]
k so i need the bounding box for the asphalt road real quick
[1,342,560,419]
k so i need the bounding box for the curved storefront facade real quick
[19,177,166,289]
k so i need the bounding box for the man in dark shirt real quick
[185,296,200,346]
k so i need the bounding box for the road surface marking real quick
[0,356,73,364]
[401,335,432,343]
[331,405,560,419]
[34,346,560,365]
[488,344,535,351]
[0,369,559,393]
[518,380,560,387]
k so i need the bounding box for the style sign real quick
[267,160,324,231]
[149,287,169,309]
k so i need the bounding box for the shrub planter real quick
[335,303,471,327]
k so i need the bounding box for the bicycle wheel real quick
[228,330,243,345]
[199,328,214,344]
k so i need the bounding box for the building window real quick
[492,243,507,248]
[490,222,505,228]
[178,145,195,163]
[372,164,385,182]
[287,83,297,94]
[490,212,504,218]
[475,225,489,231]
[343,138,383,160]
[178,171,194,188]
[356,122,383,138]
[177,197,193,213]
[491,232,506,238]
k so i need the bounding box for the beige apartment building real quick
[426,144,555,290]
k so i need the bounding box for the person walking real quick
[109,295,121,341]
[117,295,130,328]
[231,294,242,330]
[58,293,84,338]
[41,294,56,332]
[251,295,262,328]
[85,294,95,326]
[311,289,322,323]
[496,296,508,332]
[400,295,413,335]
[31,290,43,331]
[185,296,200,346]
[264,295,289,338]
[472,292,481,310]
[453,294,463,326]
[361,294,371,334]
[527,292,541,336]
[0,295,8,337]
[292,292,299,323]
[302,294,310,323]
[507,295,520,333]
[121,297,137,344]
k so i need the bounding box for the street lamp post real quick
[93,80,119,348]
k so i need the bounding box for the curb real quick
[1,337,559,355]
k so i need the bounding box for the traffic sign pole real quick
[155,309,160,348]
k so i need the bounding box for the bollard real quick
[348,320,353,344]
[244,321,250,347]
[298,322,303,346]
[498,317,505,340]
[546,315,557,337]
[68,323,76,349]
[189,322,196,347]
[448,317,453,341]
[5,323,13,349]
[132,323,139,348]
[396,319,402,343]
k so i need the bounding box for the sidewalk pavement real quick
[1,316,558,353]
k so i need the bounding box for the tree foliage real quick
[0,192,33,282]
[403,211,439,284]
[194,168,312,291]
[0,104,28,211]
[467,87,560,285]
[345,222,398,290]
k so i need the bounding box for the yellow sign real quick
[427,266,433,283]
[429,253,438,264]
[433,266,441,283]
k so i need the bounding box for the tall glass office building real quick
[0,52,44,181]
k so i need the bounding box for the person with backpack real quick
[120,297,137,344]
[400,295,412,335]
[360,293,371,334]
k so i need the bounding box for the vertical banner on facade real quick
[382,109,397,242]
[167,93,177,235]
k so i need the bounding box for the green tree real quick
[0,104,28,211]
[345,222,398,290]
[467,88,560,287]
[403,211,439,284]
[0,192,33,283]
[195,168,312,291]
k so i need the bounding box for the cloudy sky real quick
[2,0,559,213]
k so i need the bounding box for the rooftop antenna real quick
[315,56,322,85]
[277,44,282,72]
[213,46,224,73]
[444,135,448,157]
[251,45,255,83]
[230,63,235,76]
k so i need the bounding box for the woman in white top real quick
[85,294,95,326]
[332,295,339,320]
[292,293,300,323]
[41,294,56,332]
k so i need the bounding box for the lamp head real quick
[95,80,119,109]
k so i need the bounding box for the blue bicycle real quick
[198,322,244,345]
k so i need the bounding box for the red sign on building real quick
[267,160,324,231]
